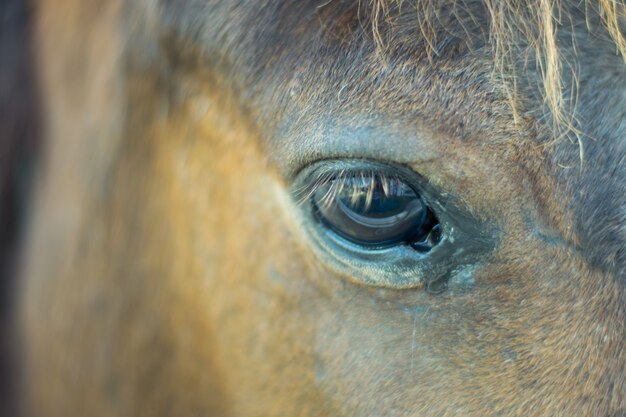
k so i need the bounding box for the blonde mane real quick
[368,0,626,149]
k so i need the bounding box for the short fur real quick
[15,1,626,417]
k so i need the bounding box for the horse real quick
[7,0,626,416]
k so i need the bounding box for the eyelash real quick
[293,167,404,210]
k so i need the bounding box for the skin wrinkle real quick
[15,1,626,417]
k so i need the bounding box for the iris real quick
[312,172,441,251]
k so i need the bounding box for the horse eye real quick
[312,172,441,251]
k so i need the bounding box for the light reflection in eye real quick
[311,171,441,250]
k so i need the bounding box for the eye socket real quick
[310,170,441,251]
[290,159,494,290]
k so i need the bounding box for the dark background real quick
[0,0,40,415]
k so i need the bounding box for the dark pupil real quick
[312,173,440,249]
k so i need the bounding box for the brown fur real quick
[16,1,626,416]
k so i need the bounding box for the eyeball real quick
[311,171,441,250]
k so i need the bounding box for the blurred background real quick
[1,0,39,415]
